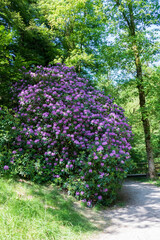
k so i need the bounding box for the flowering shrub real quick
[10,64,132,206]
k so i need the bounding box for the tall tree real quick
[37,0,105,75]
[0,0,58,106]
[102,0,160,178]
[0,0,57,66]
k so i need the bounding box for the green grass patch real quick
[0,177,97,240]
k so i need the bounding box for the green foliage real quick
[104,71,160,173]
[0,0,57,66]
[0,25,13,105]
[0,0,57,107]
[101,0,160,74]
[0,0,107,107]
[0,107,17,147]
[0,25,12,66]
[0,106,20,175]
[96,62,160,174]
[97,0,160,177]
[37,0,105,73]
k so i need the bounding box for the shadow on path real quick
[82,180,160,240]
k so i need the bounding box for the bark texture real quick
[136,57,156,179]
[114,0,156,178]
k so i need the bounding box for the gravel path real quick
[86,180,160,240]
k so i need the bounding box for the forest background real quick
[0,0,160,177]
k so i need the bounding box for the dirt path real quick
[75,180,160,240]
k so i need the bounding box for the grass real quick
[0,177,97,240]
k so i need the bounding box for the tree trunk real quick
[134,49,156,179]
[114,0,156,178]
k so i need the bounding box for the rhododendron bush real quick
[11,64,132,206]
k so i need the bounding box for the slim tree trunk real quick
[135,53,156,178]
[114,0,156,178]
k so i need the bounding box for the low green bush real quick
[0,106,19,176]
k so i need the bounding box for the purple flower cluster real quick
[11,64,132,205]
[4,165,9,170]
